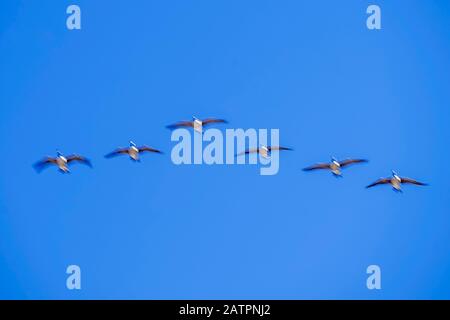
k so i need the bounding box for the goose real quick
[105,141,163,162]
[366,171,427,192]
[34,151,92,173]
[303,157,368,177]
[166,117,227,133]
[237,145,293,159]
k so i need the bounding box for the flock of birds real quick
[33,116,428,192]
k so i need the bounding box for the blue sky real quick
[0,0,449,299]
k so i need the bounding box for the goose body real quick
[303,157,368,177]
[330,160,341,176]
[193,118,203,133]
[366,171,427,192]
[105,141,163,162]
[34,152,92,173]
[129,145,140,161]
[391,174,402,191]
[56,155,69,172]
[167,117,227,133]
[259,145,269,158]
[237,145,292,159]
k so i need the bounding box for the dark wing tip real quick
[104,154,116,159]
[33,162,44,173]
[104,150,122,158]
[138,146,164,154]
[33,157,54,173]
[302,163,330,171]
[166,121,192,130]
[268,146,293,151]
[84,158,93,167]
[150,149,164,154]
[402,177,428,186]
[366,178,389,188]
[235,150,249,157]
[339,158,369,167]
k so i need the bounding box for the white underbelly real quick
[129,149,139,160]
[392,179,401,189]
[193,121,203,133]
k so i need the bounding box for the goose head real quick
[193,116,202,124]
[56,150,65,159]
[392,170,401,180]
[129,141,139,152]
[331,156,339,166]
[56,150,67,162]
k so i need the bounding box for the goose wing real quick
[267,146,293,152]
[236,148,259,156]
[104,148,129,158]
[401,177,427,186]
[138,146,163,154]
[202,118,228,126]
[166,121,194,130]
[302,163,331,171]
[33,157,57,172]
[339,159,368,168]
[366,178,391,188]
[66,155,92,167]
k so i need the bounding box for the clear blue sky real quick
[0,0,449,299]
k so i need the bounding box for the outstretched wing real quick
[66,155,92,167]
[104,148,129,158]
[202,118,227,126]
[267,146,293,152]
[302,163,331,171]
[339,159,368,168]
[366,178,391,188]
[166,121,194,130]
[138,146,163,154]
[33,157,57,173]
[236,148,259,156]
[401,177,427,186]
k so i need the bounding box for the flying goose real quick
[237,145,293,159]
[34,151,92,173]
[105,141,163,161]
[303,157,368,177]
[366,171,427,192]
[166,117,227,133]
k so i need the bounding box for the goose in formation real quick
[237,145,293,159]
[166,117,227,133]
[105,141,163,162]
[366,171,427,192]
[34,151,92,173]
[303,157,368,177]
